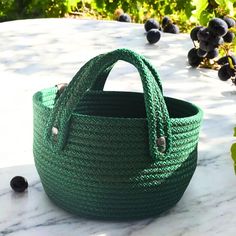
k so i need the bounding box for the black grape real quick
[218,64,232,81]
[190,26,203,41]
[218,55,236,66]
[144,18,160,32]
[210,36,224,47]
[208,18,228,37]
[206,48,219,59]
[146,29,161,44]
[197,27,210,41]
[223,31,235,43]
[188,48,202,67]
[162,16,171,28]
[199,40,215,52]
[217,56,229,65]
[197,48,207,57]
[163,23,179,34]
[118,13,131,22]
[223,16,236,28]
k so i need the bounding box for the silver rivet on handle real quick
[157,136,166,153]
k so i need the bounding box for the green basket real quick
[33,48,203,220]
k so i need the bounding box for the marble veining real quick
[0,18,236,235]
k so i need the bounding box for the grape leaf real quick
[192,0,208,20]
[231,143,236,174]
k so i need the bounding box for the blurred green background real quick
[0,0,235,32]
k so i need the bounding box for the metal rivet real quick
[55,83,68,100]
[52,127,58,142]
[56,83,68,91]
[157,137,166,153]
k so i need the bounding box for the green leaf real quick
[231,143,236,161]
[164,5,172,15]
[192,0,208,20]
[231,143,236,174]
[199,10,213,26]
[185,2,194,19]
[95,0,104,9]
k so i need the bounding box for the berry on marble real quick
[218,64,233,81]
[163,23,179,34]
[188,48,202,67]
[10,176,28,193]
[146,29,161,44]
[118,13,131,22]
[144,18,160,32]
[161,16,171,28]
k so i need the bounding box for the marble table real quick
[0,18,236,236]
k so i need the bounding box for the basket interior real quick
[37,89,200,119]
[75,91,200,119]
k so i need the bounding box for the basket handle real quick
[45,48,172,160]
[91,55,163,93]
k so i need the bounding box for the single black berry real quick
[199,40,215,52]
[223,31,235,43]
[190,26,203,41]
[217,56,229,65]
[208,18,228,37]
[218,64,232,81]
[188,48,202,67]
[206,48,219,59]
[162,16,171,28]
[144,18,159,32]
[118,13,131,22]
[217,55,236,66]
[10,176,28,192]
[197,27,211,41]
[223,16,236,29]
[146,29,161,44]
[197,48,207,57]
[163,23,179,34]
[210,36,224,47]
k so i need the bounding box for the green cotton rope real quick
[33,48,203,220]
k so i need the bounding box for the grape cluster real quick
[144,16,179,44]
[188,18,230,67]
[217,55,236,82]
[188,16,236,82]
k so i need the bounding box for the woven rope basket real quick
[33,48,203,220]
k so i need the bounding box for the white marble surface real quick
[0,18,236,235]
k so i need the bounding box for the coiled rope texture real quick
[33,48,203,220]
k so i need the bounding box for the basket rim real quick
[33,88,203,123]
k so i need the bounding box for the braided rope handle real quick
[45,48,172,160]
[91,55,163,93]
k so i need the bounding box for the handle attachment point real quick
[55,83,68,101]
[156,137,166,153]
[52,127,59,143]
